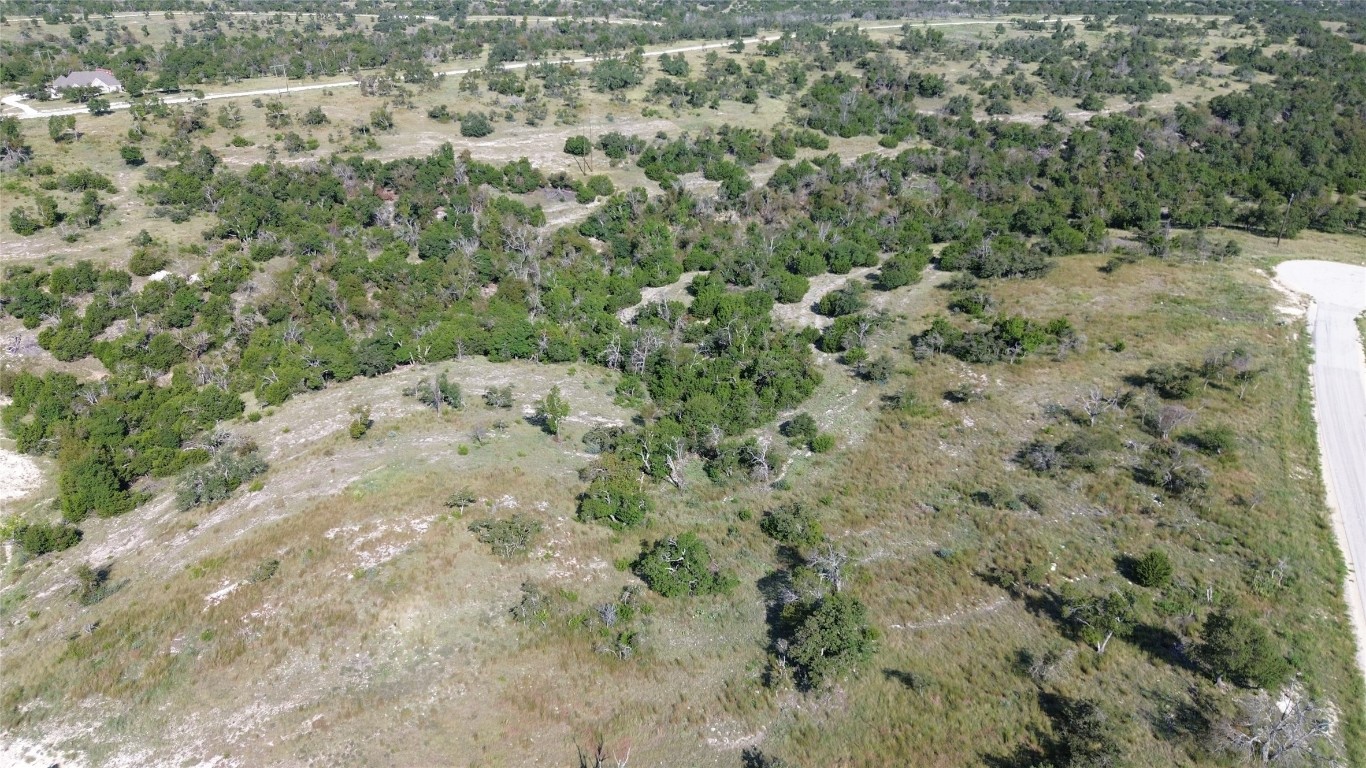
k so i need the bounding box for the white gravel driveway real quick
[1276,259,1366,678]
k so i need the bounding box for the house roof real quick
[52,69,122,89]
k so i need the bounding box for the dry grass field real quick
[2,9,1362,767]
[3,247,1361,766]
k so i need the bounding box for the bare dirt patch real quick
[617,270,702,322]
[0,397,46,512]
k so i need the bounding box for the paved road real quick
[1276,260,1366,679]
[2,17,1082,121]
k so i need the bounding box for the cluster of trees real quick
[649,49,807,110]
[14,7,1357,517]
[2,6,1363,762]
[1,368,237,523]
[0,8,759,98]
[912,313,1078,365]
[750,501,877,689]
[11,130,931,520]
[996,22,1175,102]
[997,343,1301,700]
[7,165,115,238]
[795,58,943,140]
[11,520,82,556]
[781,9,1362,239]
[175,442,267,510]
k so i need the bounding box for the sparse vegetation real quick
[0,4,1362,766]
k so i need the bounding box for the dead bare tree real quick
[601,334,624,370]
[1154,403,1197,440]
[574,735,631,768]
[1078,386,1122,426]
[1231,351,1262,400]
[664,438,688,489]
[809,544,849,593]
[575,739,608,768]
[636,439,652,476]
[747,437,773,483]
[1215,687,1338,766]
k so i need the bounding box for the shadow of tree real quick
[1129,623,1197,673]
[1141,685,1212,744]
[882,667,930,691]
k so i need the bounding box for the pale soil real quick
[0,397,45,512]
[0,356,645,766]
[770,264,951,330]
[1,734,89,768]
[616,270,701,323]
[0,448,43,509]
[772,267,879,329]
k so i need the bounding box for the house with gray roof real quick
[49,69,123,96]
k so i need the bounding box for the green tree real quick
[348,405,372,439]
[74,563,113,605]
[1198,608,1291,689]
[815,284,866,318]
[469,514,543,558]
[13,521,83,556]
[760,502,823,549]
[119,144,145,166]
[59,446,135,522]
[578,472,652,529]
[1051,697,1128,768]
[781,413,819,444]
[175,451,268,510]
[445,488,478,515]
[460,111,493,137]
[410,372,462,413]
[87,97,112,116]
[658,52,690,77]
[590,50,645,92]
[369,107,394,131]
[787,592,878,688]
[1131,549,1173,589]
[563,134,592,173]
[633,532,736,597]
[48,114,77,143]
[0,115,31,170]
[877,251,929,290]
[1061,586,1135,654]
[536,385,569,436]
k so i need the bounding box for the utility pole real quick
[1276,191,1297,246]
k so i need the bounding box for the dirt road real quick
[1275,259,1366,678]
[2,17,1082,121]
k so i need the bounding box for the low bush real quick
[13,521,82,556]
[760,503,823,549]
[469,514,543,558]
[176,450,268,510]
[1131,550,1173,589]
